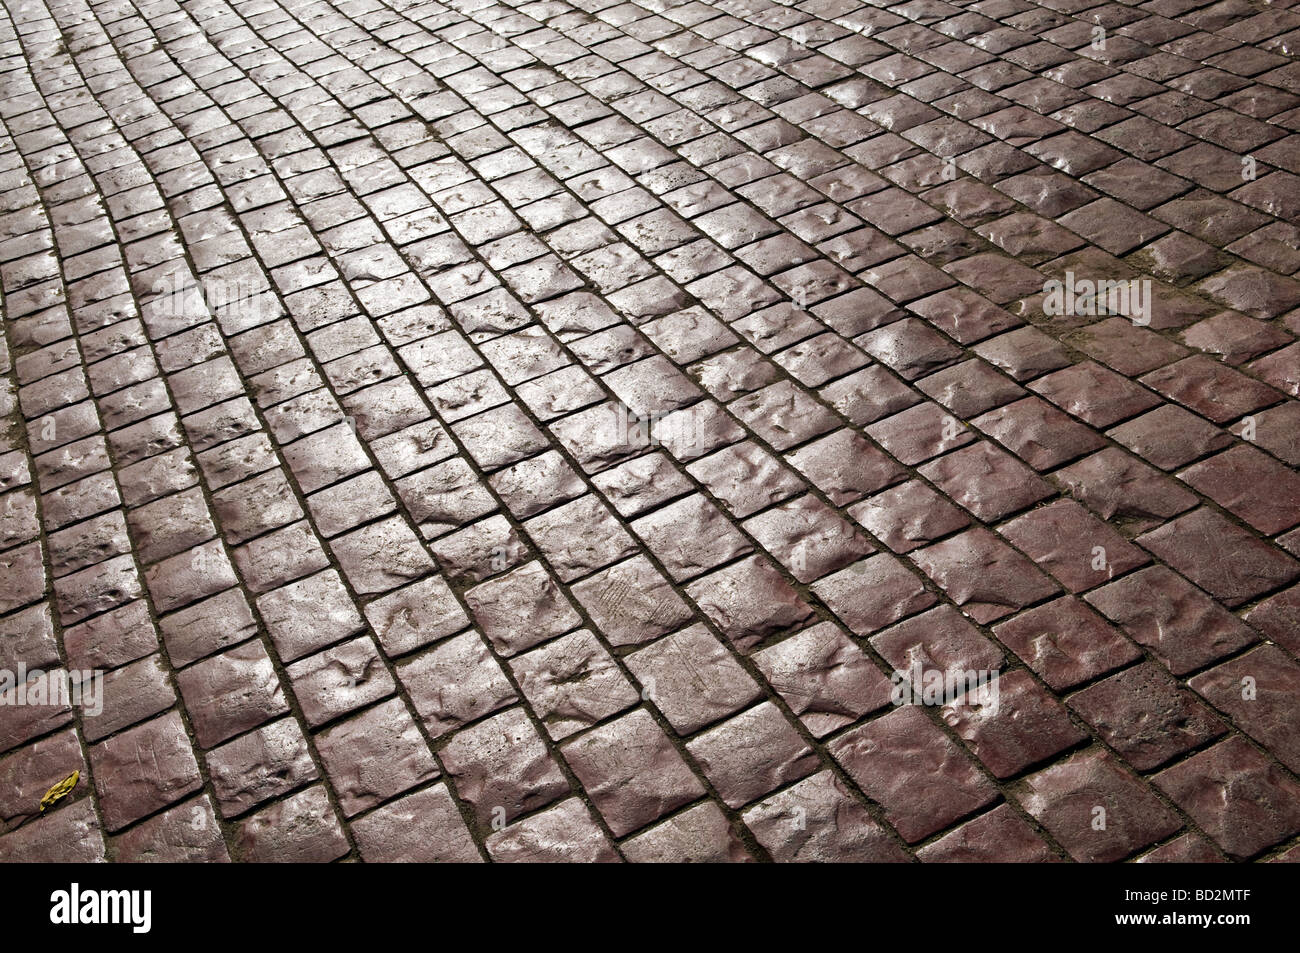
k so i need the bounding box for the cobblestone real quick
[0,0,1297,864]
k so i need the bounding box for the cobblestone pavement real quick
[0,0,1297,864]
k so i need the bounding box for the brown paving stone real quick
[687,554,816,651]
[973,326,1076,380]
[742,770,908,862]
[233,786,349,864]
[232,521,332,595]
[351,785,481,863]
[1244,584,1300,655]
[847,479,970,554]
[256,571,363,663]
[83,654,175,743]
[830,706,998,843]
[175,641,289,748]
[363,574,469,658]
[111,797,230,863]
[631,493,753,581]
[464,560,582,656]
[915,358,1026,417]
[440,707,570,828]
[1178,444,1300,535]
[285,636,396,728]
[813,552,938,635]
[872,604,1007,694]
[943,669,1088,779]
[206,718,319,819]
[1250,342,1300,398]
[992,597,1140,691]
[398,623,513,738]
[562,708,705,837]
[743,494,874,582]
[1054,448,1199,531]
[1069,662,1227,771]
[1140,354,1285,423]
[0,604,59,673]
[784,428,906,505]
[912,527,1061,623]
[686,440,804,518]
[625,623,762,735]
[159,590,257,670]
[1086,565,1259,675]
[1017,748,1182,863]
[1136,834,1226,864]
[1137,507,1300,606]
[622,801,752,863]
[89,712,203,832]
[1189,645,1300,774]
[0,728,88,829]
[730,380,840,449]
[865,400,976,465]
[857,317,964,380]
[1154,735,1300,860]
[753,622,893,737]
[998,499,1149,592]
[329,517,437,595]
[919,441,1055,521]
[1182,311,1293,365]
[818,363,919,424]
[509,630,640,739]
[917,803,1058,863]
[687,701,818,808]
[1029,361,1162,427]
[1237,401,1300,467]
[569,555,695,647]
[0,798,104,863]
[1106,403,1234,471]
[486,798,620,863]
[1063,318,1190,376]
[314,698,439,816]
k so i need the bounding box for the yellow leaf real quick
[39,771,79,812]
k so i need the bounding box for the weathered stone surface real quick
[1,0,1295,864]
